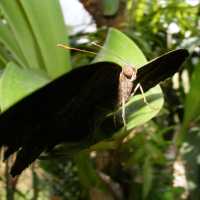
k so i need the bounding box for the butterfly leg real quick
[131,83,142,98]
[122,96,127,127]
[131,83,158,110]
[138,83,148,105]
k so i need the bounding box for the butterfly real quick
[0,48,188,176]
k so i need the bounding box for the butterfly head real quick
[122,65,137,81]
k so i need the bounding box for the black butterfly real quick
[0,49,188,176]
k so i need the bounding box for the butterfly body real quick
[117,66,136,106]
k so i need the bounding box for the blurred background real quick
[0,0,200,199]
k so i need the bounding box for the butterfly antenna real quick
[57,44,97,56]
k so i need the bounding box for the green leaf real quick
[19,0,71,78]
[95,28,164,130]
[125,87,163,130]
[0,0,42,69]
[94,28,147,66]
[0,53,6,67]
[102,0,119,16]
[0,0,71,78]
[75,152,102,189]
[0,47,10,67]
[142,156,153,199]
[0,22,26,67]
[0,62,49,111]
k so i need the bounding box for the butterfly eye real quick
[123,66,137,81]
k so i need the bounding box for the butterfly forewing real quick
[0,62,122,176]
[135,49,189,92]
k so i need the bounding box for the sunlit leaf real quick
[0,0,42,69]
[0,22,26,67]
[19,0,71,78]
[0,0,71,78]
[0,62,49,111]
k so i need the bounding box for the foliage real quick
[0,0,70,111]
[0,0,199,200]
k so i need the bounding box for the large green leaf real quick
[0,22,26,67]
[0,62,49,111]
[0,0,71,78]
[95,28,163,130]
[19,0,71,78]
[0,0,42,69]
[0,0,71,110]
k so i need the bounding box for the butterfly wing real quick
[0,62,121,176]
[0,64,99,147]
[135,49,189,92]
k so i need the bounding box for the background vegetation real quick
[0,0,200,199]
